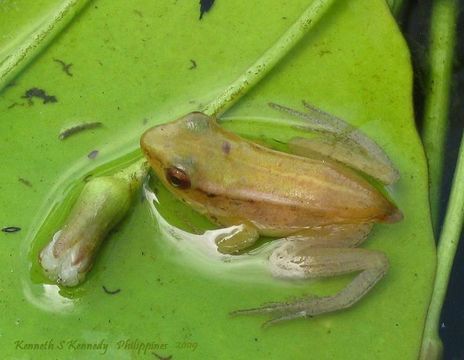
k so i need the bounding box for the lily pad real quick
[0,0,435,359]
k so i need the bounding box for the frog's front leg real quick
[215,221,260,254]
[231,223,389,325]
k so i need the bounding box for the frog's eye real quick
[166,166,191,189]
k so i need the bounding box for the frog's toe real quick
[230,302,312,326]
[230,299,304,317]
[262,311,312,327]
[230,305,276,317]
[230,304,286,318]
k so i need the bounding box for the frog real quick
[140,110,402,325]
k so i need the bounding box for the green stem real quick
[420,135,464,359]
[0,0,91,91]
[203,0,336,117]
[421,0,458,231]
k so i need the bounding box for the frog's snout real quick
[140,125,164,164]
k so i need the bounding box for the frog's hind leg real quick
[268,101,399,184]
[283,223,373,249]
[231,223,389,325]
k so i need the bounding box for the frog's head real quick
[140,112,215,190]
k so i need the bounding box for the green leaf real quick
[0,1,435,359]
[420,0,460,358]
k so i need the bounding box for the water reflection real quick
[143,182,282,283]
[22,282,75,313]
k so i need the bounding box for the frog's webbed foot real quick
[232,247,388,325]
[231,304,315,328]
[231,294,321,327]
[232,224,388,325]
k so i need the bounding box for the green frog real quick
[140,111,402,325]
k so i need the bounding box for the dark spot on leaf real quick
[7,102,25,109]
[18,178,32,187]
[22,88,57,104]
[87,150,99,159]
[59,122,103,140]
[272,138,286,145]
[53,58,73,76]
[102,285,121,295]
[319,49,331,57]
[199,0,215,19]
[189,59,197,69]
[2,226,21,233]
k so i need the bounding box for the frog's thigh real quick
[285,223,373,248]
[215,222,259,254]
[269,242,387,281]
[233,241,388,324]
